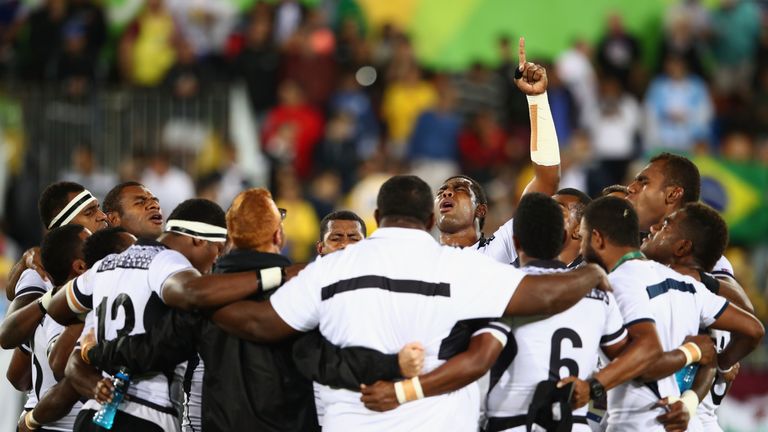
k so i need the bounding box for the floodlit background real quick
[0,0,766,430]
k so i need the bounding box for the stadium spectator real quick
[644,54,713,153]
[459,109,510,183]
[140,151,195,217]
[709,0,761,98]
[381,63,436,159]
[596,12,641,89]
[119,0,181,87]
[59,143,117,201]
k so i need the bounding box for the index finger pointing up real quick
[518,36,526,68]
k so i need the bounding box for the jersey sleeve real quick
[65,268,94,313]
[483,218,518,265]
[15,269,48,298]
[711,255,735,279]
[270,261,322,332]
[696,285,729,328]
[600,293,627,346]
[608,269,655,327]
[149,250,196,302]
[449,249,525,321]
[473,320,512,347]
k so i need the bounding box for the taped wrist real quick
[526,92,560,166]
[394,377,425,404]
[677,342,702,366]
[259,267,284,292]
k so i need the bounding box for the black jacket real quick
[88,249,401,431]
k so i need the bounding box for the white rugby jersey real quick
[182,355,203,432]
[30,315,82,431]
[271,227,526,432]
[65,240,194,423]
[606,259,728,432]
[474,218,519,266]
[16,269,52,411]
[486,261,626,430]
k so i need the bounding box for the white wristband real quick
[259,267,283,292]
[680,390,699,418]
[717,364,734,374]
[412,376,425,400]
[394,381,406,404]
[40,290,53,311]
[526,91,560,166]
[677,342,701,366]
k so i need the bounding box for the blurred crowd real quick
[0,0,765,323]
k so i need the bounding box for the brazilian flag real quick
[694,156,768,246]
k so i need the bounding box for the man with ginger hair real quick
[83,189,425,432]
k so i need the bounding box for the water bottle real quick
[92,368,131,429]
[675,364,699,392]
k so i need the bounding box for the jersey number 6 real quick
[549,328,582,380]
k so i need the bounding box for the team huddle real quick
[2,40,765,432]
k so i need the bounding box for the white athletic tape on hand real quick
[526,92,560,166]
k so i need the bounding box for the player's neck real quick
[558,240,580,266]
[603,246,641,273]
[669,257,703,280]
[439,226,479,248]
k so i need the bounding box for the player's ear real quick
[592,229,604,249]
[373,209,381,226]
[72,258,88,276]
[475,203,488,220]
[666,186,684,205]
[512,235,521,252]
[425,212,435,231]
[192,237,205,248]
[674,239,692,258]
[571,220,582,240]
[106,211,120,227]
[316,241,324,255]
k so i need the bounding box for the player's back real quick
[69,240,195,425]
[486,261,625,431]
[271,227,525,431]
[607,259,727,431]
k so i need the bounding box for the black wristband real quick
[514,66,523,80]
[587,377,605,400]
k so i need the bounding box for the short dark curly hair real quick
[513,193,565,260]
[678,203,728,272]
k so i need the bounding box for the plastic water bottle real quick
[675,364,699,392]
[92,368,131,429]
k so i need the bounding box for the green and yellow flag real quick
[694,156,768,246]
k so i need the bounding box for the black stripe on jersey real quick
[32,349,43,400]
[600,327,626,345]
[484,323,511,336]
[320,276,450,301]
[15,286,47,298]
[713,301,730,320]
[489,333,518,391]
[711,270,735,279]
[624,318,655,328]
[699,271,721,294]
[437,319,490,360]
[19,344,31,354]
[646,279,696,299]
[72,278,92,310]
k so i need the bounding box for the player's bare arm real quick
[6,347,32,391]
[211,299,300,343]
[515,37,561,197]
[504,263,609,316]
[361,333,502,412]
[638,334,716,381]
[709,304,765,371]
[0,293,47,348]
[49,323,83,380]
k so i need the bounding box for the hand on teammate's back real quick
[398,342,424,378]
[655,398,690,432]
[360,381,399,412]
[722,362,740,383]
[23,246,50,282]
[557,376,590,409]
[587,263,611,292]
[683,334,716,366]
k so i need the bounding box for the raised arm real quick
[515,37,561,197]
[504,263,608,316]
